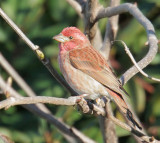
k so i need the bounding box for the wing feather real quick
[68,46,142,129]
[69,47,124,96]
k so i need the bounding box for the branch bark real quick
[100,0,120,60]
[83,0,102,49]
[94,3,158,85]
[0,8,77,96]
[66,0,83,18]
[98,100,118,143]
[0,76,96,143]
[1,76,159,143]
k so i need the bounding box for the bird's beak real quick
[53,33,70,43]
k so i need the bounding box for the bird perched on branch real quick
[53,27,141,129]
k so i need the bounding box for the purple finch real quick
[53,27,141,129]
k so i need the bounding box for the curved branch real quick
[100,0,120,60]
[94,3,158,85]
[75,0,87,8]
[115,40,160,82]
[66,0,83,18]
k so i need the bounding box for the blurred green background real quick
[0,0,160,143]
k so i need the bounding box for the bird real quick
[53,26,142,129]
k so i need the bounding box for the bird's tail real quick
[107,89,142,130]
[126,108,142,129]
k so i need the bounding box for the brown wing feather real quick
[69,47,124,96]
[69,47,142,129]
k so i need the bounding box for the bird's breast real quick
[58,53,110,99]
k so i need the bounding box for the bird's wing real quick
[69,46,124,96]
[69,46,142,129]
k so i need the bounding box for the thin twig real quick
[0,8,77,96]
[40,56,77,95]
[0,8,36,51]
[94,3,158,85]
[73,0,86,11]
[0,52,75,112]
[0,52,39,98]
[114,40,160,82]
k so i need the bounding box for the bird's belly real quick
[59,56,109,99]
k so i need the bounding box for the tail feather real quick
[107,89,142,130]
[126,109,142,130]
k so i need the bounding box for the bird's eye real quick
[69,36,73,39]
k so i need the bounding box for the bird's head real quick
[53,27,90,51]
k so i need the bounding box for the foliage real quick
[0,0,160,142]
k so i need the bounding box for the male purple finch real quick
[53,27,141,129]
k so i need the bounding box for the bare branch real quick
[112,39,159,142]
[109,115,159,143]
[100,0,120,60]
[74,0,86,9]
[93,3,158,85]
[39,54,77,95]
[0,52,94,142]
[70,127,96,143]
[0,8,77,95]
[0,52,38,97]
[101,100,118,143]
[66,0,83,18]
[0,52,75,117]
[0,96,79,109]
[0,8,36,51]
[0,76,96,143]
[115,40,160,82]
[83,0,102,48]
[81,2,159,85]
